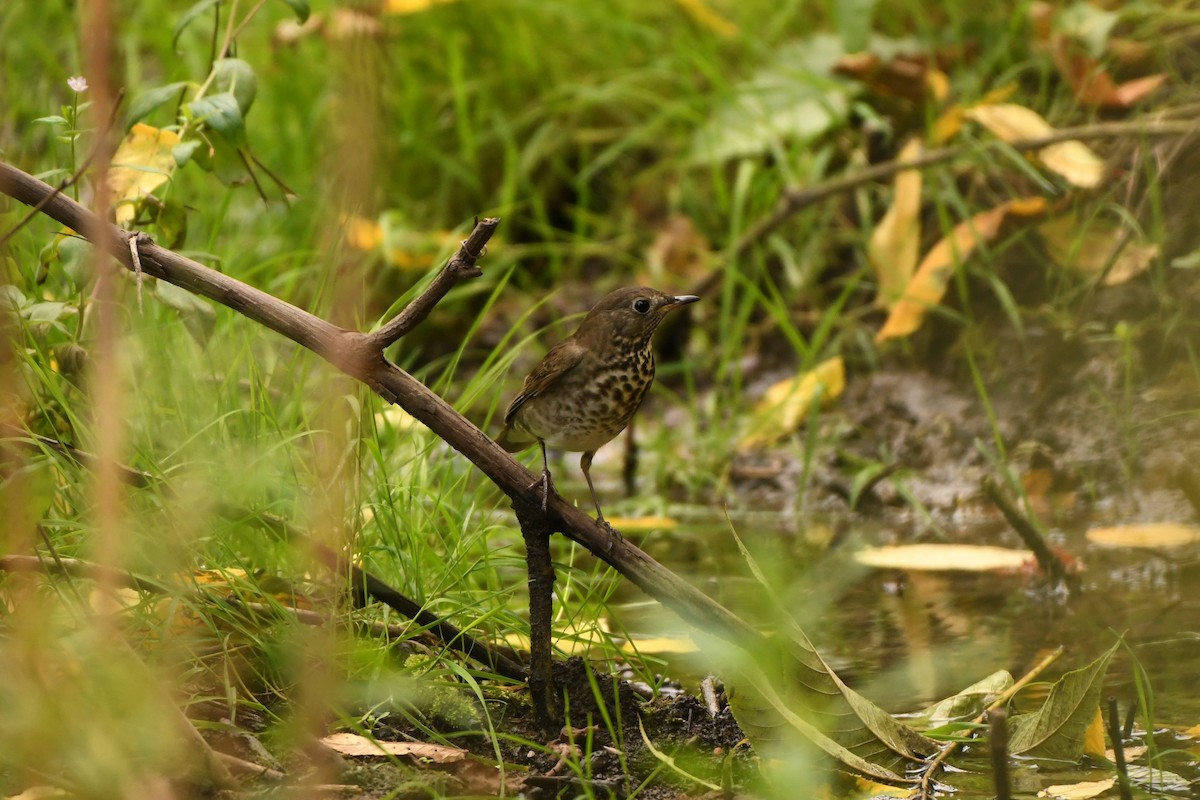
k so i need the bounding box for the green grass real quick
[2,0,1197,795]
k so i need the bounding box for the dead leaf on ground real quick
[321,732,467,762]
[107,123,181,224]
[965,103,1105,188]
[875,197,1047,343]
[870,138,924,307]
[622,633,699,655]
[1038,777,1116,799]
[1028,2,1167,108]
[605,515,678,531]
[1039,215,1158,286]
[739,356,845,448]
[833,52,949,104]
[1086,523,1200,549]
[855,544,1034,572]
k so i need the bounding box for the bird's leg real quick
[581,451,623,550]
[537,440,554,513]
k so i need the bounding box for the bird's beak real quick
[665,295,700,309]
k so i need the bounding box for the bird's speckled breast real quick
[513,346,654,452]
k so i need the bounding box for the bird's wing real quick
[503,339,587,425]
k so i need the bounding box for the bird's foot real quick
[527,469,555,514]
[598,517,623,554]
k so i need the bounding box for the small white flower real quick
[68,76,88,93]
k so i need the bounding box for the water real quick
[605,507,1200,797]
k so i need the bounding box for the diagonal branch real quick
[0,161,765,656]
[367,217,499,350]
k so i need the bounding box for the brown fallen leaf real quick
[875,197,1047,343]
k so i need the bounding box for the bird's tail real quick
[494,424,531,453]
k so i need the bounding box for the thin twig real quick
[916,646,1063,797]
[1108,696,1134,800]
[213,750,285,782]
[367,216,500,350]
[988,708,1011,800]
[0,553,171,594]
[3,426,524,679]
[692,118,1197,298]
[982,477,1076,592]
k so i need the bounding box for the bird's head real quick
[575,287,699,348]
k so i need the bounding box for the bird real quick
[496,287,699,526]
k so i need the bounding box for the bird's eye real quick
[633,298,651,314]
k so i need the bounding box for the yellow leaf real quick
[739,356,845,448]
[320,733,467,761]
[1037,777,1116,799]
[925,69,950,104]
[965,103,1105,188]
[870,138,924,307]
[605,515,678,531]
[342,213,383,251]
[671,0,738,37]
[854,777,912,797]
[1086,523,1200,549]
[855,544,1033,572]
[1083,707,1106,758]
[107,123,181,224]
[876,197,1046,342]
[1039,215,1158,286]
[621,634,699,654]
[383,0,455,14]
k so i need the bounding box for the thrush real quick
[496,287,699,524]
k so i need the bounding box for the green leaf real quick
[128,82,189,125]
[187,92,245,144]
[34,115,68,126]
[172,139,203,167]
[24,301,73,325]
[150,197,189,250]
[0,284,27,309]
[275,0,310,23]
[1057,1,1118,58]
[907,670,1014,729]
[691,35,855,163]
[211,58,257,115]
[1009,642,1119,759]
[173,0,222,48]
